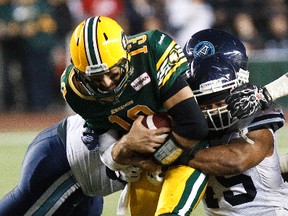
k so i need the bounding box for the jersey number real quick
[109,105,154,131]
[205,174,257,208]
[109,35,152,131]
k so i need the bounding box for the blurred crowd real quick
[1,0,288,112]
[0,0,72,112]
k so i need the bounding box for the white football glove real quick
[147,168,165,186]
[118,165,142,183]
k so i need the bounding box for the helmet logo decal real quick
[86,63,109,76]
[168,49,180,65]
[193,41,215,59]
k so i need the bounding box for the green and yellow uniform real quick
[61,30,186,132]
[61,29,207,216]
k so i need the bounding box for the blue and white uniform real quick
[0,115,124,216]
[203,107,288,216]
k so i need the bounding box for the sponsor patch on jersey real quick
[131,72,151,91]
[193,41,215,59]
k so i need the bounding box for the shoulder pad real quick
[248,105,285,132]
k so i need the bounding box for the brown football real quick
[141,113,173,138]
[138,113,173,158]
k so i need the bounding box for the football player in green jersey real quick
[60,16,208,215]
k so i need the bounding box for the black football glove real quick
[226,83,273,119]
[81,123,100,151]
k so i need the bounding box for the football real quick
[141,113,173,138]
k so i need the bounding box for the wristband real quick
[99,142,129,171]
[153,134,187,165]
[265,73,288,101]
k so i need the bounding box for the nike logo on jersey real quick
[131,72,151,91]
[158,34,166,45]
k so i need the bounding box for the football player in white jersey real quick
[0,114,150,215]
[184,52,288,215]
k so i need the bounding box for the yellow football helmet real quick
[70,16,133,103]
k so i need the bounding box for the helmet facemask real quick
[74,57,133,104]
[236,68,249,85]
[198,93,236,131]
[188,55,241,131]
[196,83,240,131]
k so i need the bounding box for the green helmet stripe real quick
[85,17,101,66]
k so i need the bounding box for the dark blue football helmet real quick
[187,55,241,131]
[183,29,249,84]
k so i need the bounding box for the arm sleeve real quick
[163,75,208,140]
[168,97,208,140]
[265,72,288,100]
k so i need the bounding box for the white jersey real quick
[65,114,124,196]
[203,107,288,216]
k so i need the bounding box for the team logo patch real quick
[121,32,129,51]
[193,41,215,59]
[168,49,180,65]
[131,72,151,91]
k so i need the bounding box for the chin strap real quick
[240,130,255,145]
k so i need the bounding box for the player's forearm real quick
[111,134,134,165]
[188,145,252,176]
[265,72,288,100]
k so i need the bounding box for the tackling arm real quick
[110,116,169,171]
[187,128,274,176]
[151,77,208,166]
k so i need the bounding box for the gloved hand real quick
[147,168,165,186]
[118,165,142,183]
[81,123,100,151]
[226,83,273,119]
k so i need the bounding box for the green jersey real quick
[61,30,189,133]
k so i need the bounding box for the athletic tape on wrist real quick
[265,74,288,101]
[153,134,186,165]
[100,143,129,171]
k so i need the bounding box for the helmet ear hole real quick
[103,33,108,40]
